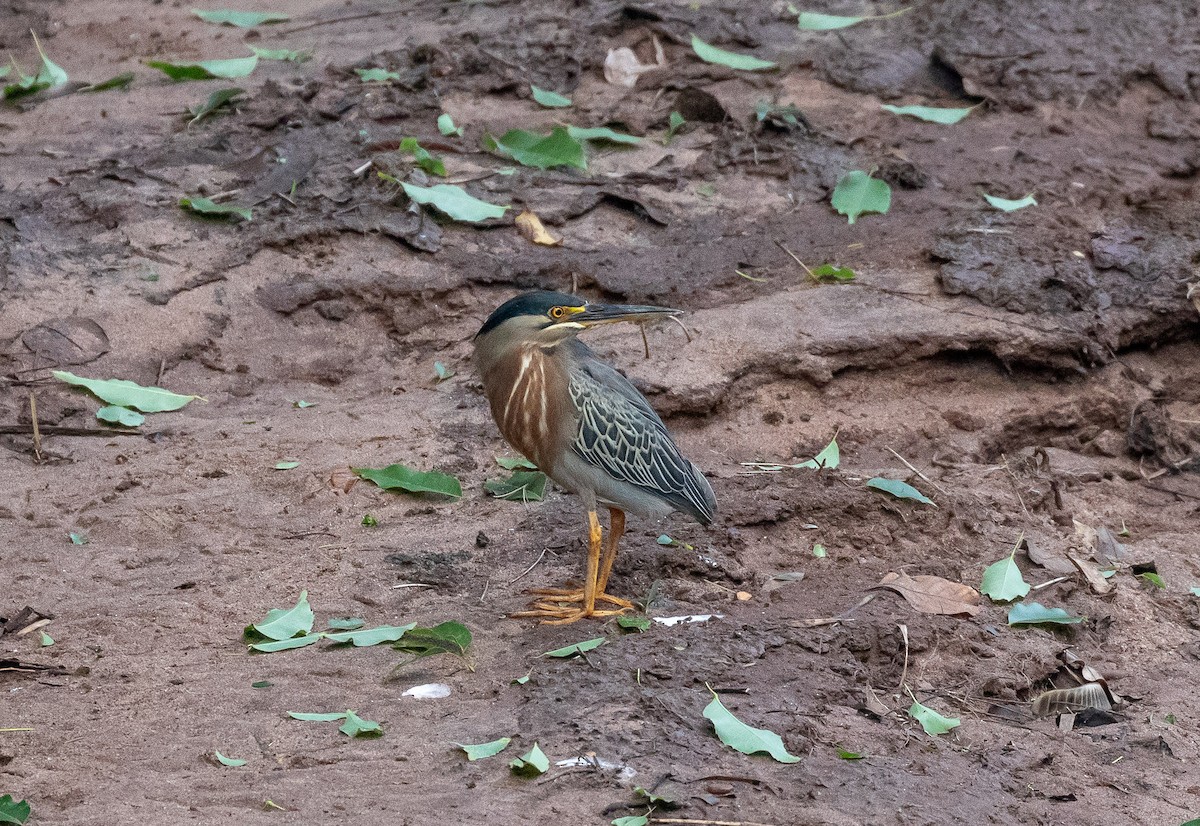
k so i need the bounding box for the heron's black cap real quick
[475,291,583,339]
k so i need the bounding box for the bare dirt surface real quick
[3,2,1200,824]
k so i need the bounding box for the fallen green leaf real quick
[0,795,30,825]
[249,46,312,62]
[487,126,587,170]
[512,671,532,685]
[634,786,678,807]
[509,743,549,777]
[80,71,134,93]
[251,680,272,688]
[795,7,911,29]
[755,100,805,128]
[327,617,365,630]
[324,624,416,647]
[908,700,960,736]
[809,264,856,282]
[496,456,537,470]
[881,104,973,125]
[249,633,323,653]
[32,33,68,88]
[1138,572,1165,589]
[812,544,827,558]
[68,532,87,545]
[96,405,145,427]
[39,630,53,647]
[704,691,800,763]
[192,9,289,27]
[666,110,685,142]
[1190,586,1200,597]
[1007,601,1084,626]
[831,170,891,224]
[438,113,463,136]
[455,737,512,760]
[248,591,315,641]
[146,56,258,81]
[433,361,454,382]
[339,710,382,738]
[866,477,935,506]
[983,193,1037,212]
[980,549,1030,602]
[214,750,247,767]
[353,463,462,497]
[837,748,865,759]
[360,514,378,527]
[398,182,508,223]
[399,137,446,177]
[179,196,253,221]
[288,711,349,722]
[612,817,649,826]
[544,637,606,658]
[531,84,572,108]
[53,370,202,412]
[566,125,642,145]
[690,34,776,71]
[274,460,300,470]
[617,615,651,632]
[356,67,400,82]
[485,470,547,502]
[293,400,316,408]
[188,87,244,124]
[391,621,472,659]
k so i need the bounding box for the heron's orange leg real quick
[512,510,631,623]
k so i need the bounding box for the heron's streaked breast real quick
[486,345,572,472]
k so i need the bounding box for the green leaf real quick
[796,11,867,29]
[690,34,776,71]
[32,33,68,88]
[288,711,349,722]
[1190,586,1200,597]
[356,67,400,82]
[831,170,891,224]
[438,113,463,137]
[327,617,365,630]
[399,137,446,177]
[214,750,247,767]
[398,182,508,223]
[612,818,649,826]
[96,405,145,427]
[324,624,416,647]
[983,193,1037,212]
[980,552,1030,602]
[53,370,202,412]
[908,700,960,736]
[496,456,537,470]
[1139,572,1165,589]
[188,87,244,124]
[293,400,316,408]
[1007,602,1085,626]
[531,84,572,108]
[353,463,462,498]
[2,69,50,101]
[39,630,53,647]
[543,637,606,658]
[80,72,135,92]
[509,743,550,777]
[866,477,935,506]
[703,692,801,763]
[812,544,826,558]
[617,615,651,632]
[249,46,312,62]
[837,748,865,759]
[192,9,289,27]
[392,621,473,659]
[487,127,587,170]
[433,361,455,381]
[273,460,300,470]
[339,710,382,738]
[881,104,973,125]
[485,470,547,502]
[810,437,840,469]
[360,514,378,527]
[249,633,323,652]
[0,795,30,825]
[146,56,259,81]
[809,264,856,282]
[249,591,315,641]
[666,110,685,142]
[68,532,87,545]
[251,680,272,688]
[455,737,512,760]
[566,125,642,145]
[179,196,253,221]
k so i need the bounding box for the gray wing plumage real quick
[567,344,716,524]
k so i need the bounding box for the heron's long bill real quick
[574,303,682,327]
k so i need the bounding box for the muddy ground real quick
[3,1,1200,824]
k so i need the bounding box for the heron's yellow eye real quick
[549,306,567,320]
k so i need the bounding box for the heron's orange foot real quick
[527,586,635,611]
[509,604,629,625]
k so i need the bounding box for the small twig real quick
[508,548,547,585]
[640,325,651,360]
[351,160,373,177]
[278,8,408,35]
[0,424,142,437]
[897,623,910,691]
[478,579,490,603]
[887,447,948,496]
[29,391,41,462]
[392,582,435,590]
[0,728,34,733]
[1032,575,1071,590]
[665,314,692,343]
[156,358,166,385]
[773,240,813,278]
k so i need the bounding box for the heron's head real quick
[474,290,680,352]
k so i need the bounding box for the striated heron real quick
[474,290,716,624]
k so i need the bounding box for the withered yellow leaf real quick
[515,210,561,247]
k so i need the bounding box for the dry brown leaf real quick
[329,466,359,493]
[862,685,891,717]
[1032,683,1113,717]
[603,36,665,88]
[871,571,982,616]
[1067,551,1112,595]
[515,210,561,247]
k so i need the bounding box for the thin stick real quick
[0,425,141,437]
[0,728,34,733]
[29,392,42,462]
[156,358,166,386]
[508,548,547,585]
[897,623,909,691]
[774,239,813,278]
[887,447,948,496]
